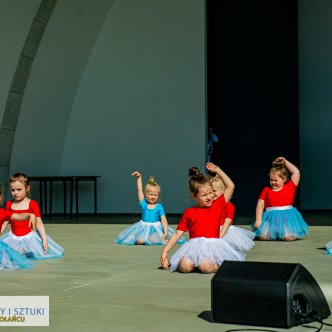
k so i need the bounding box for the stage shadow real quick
[197,310,212,322]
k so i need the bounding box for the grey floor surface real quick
[0,220,331,332]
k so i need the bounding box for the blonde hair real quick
[9,172,31,197]
[269,159,289,182]
[144,176,160,194]
[210,174,226,191]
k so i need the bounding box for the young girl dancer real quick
[1,173,64,259]
[160,163,246,273]
[114,171,185,245]
[0,185,35,269]
[325,241,332,256]
[253,157,309,241]
[209,174,255,252]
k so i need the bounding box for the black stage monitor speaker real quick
[211,261,331,328]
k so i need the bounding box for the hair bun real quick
[188,167,204,180]
[272,159,285,169]
[148,176,156,185]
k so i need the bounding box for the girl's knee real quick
[178,259,194,273]
[283,236,297,241]
[259,235,271,241]
[198,261,219,274]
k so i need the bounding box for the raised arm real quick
[275,157,300,186]
[131,171,144,201]
[206,162,235,203]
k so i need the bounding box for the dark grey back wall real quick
[207,0,299,214]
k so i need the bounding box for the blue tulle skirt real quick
[169,237,246,272]
[325,241,332,256]
[222,225,255,251]
[1,231,64,260]
[253,206,309,240]
[0,240,34,270]
[114,220,186,246]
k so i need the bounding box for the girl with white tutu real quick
[0,186,35,269]
[252,157,309,241]
[114,171,185,246]
[160,163,246,274]
[209,174,255,252]
[1,173,64,260]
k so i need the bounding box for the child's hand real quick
[206,162,219,173]
[160,252,169,269]
[131,171,141,178]
[28,215,37,230]
[254,220,261,229]
[163,233,168,244]
[274,157,285,163]
[43,240,49,253]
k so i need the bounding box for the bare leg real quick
[283,235,297,241]
[198,261,219,274]
[178,259,195,273]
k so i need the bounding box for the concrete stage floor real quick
[0,218,331,332]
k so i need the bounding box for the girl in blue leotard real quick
[114,171,186,246]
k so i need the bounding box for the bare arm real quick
[11,212,37,229]
[160,229,185,269]
[1,221,8,234]
[206,162,235,203]
[131,171,144,201]
[220,218,232,238]
[254,199,265,229]
[275,157,300,186]
[160,215,168,243]
[35,217,49,253]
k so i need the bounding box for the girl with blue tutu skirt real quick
[114,171,186,246]
[1,173,64,260]
[0,185,35,269]
[160,163,246,274]
[209,174,255,252]
[252,157,309,241]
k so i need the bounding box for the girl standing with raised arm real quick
[253,157,309,241]
[114,171,185,245]
[160,163,246,273]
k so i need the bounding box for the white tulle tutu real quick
[114,220,186,246]
[222,225,255,251]
[169,237,246,272]
[0,241,34,270]
[326,241,332,256]
[1,231,64,260]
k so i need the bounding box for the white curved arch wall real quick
[8,0,206,213]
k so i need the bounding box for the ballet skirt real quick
[169,237,246,272]
[114,198,186,245]
[253,206,309,240]
[325,241,332,256]
[0,240,34,270]
[1,230,64,260]
[222,225,255,251]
